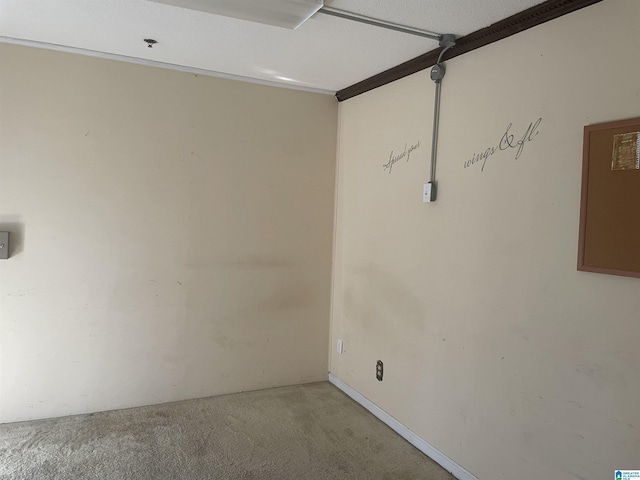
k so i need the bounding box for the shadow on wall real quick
[0,215,25,258]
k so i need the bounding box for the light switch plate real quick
[423,182,436,203]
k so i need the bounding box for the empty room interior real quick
[1,0,639,479]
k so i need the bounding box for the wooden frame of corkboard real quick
[578,117,640,278]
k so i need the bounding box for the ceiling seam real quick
[0,36,337,96]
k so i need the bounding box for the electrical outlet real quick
[376,360,383,381]
[0,232,8,260]
[337,338,343,354]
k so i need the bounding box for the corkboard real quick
[578,117,640,278]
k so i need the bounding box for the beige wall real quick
[0,44,337,423]
[330,1,640,479]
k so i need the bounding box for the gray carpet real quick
[0,382,455,480]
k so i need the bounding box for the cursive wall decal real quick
[464,118,542,172]
[383,142,421,174]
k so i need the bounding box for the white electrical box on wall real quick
[423,183,436,203]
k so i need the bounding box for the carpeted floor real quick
[0,382,455,480]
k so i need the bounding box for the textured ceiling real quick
[0,0,545,93]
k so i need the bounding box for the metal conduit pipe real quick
[315,5,456,202]
[317,6,443,40]
[427,35,456,201]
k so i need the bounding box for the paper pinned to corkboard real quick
[611,131,640,170]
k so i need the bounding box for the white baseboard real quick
[328,373,479,480]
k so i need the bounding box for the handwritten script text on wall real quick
[464,118,542,172]
[383,142,421,174]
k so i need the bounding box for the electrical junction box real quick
[423,183,436,203]
[0,232,9,259]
